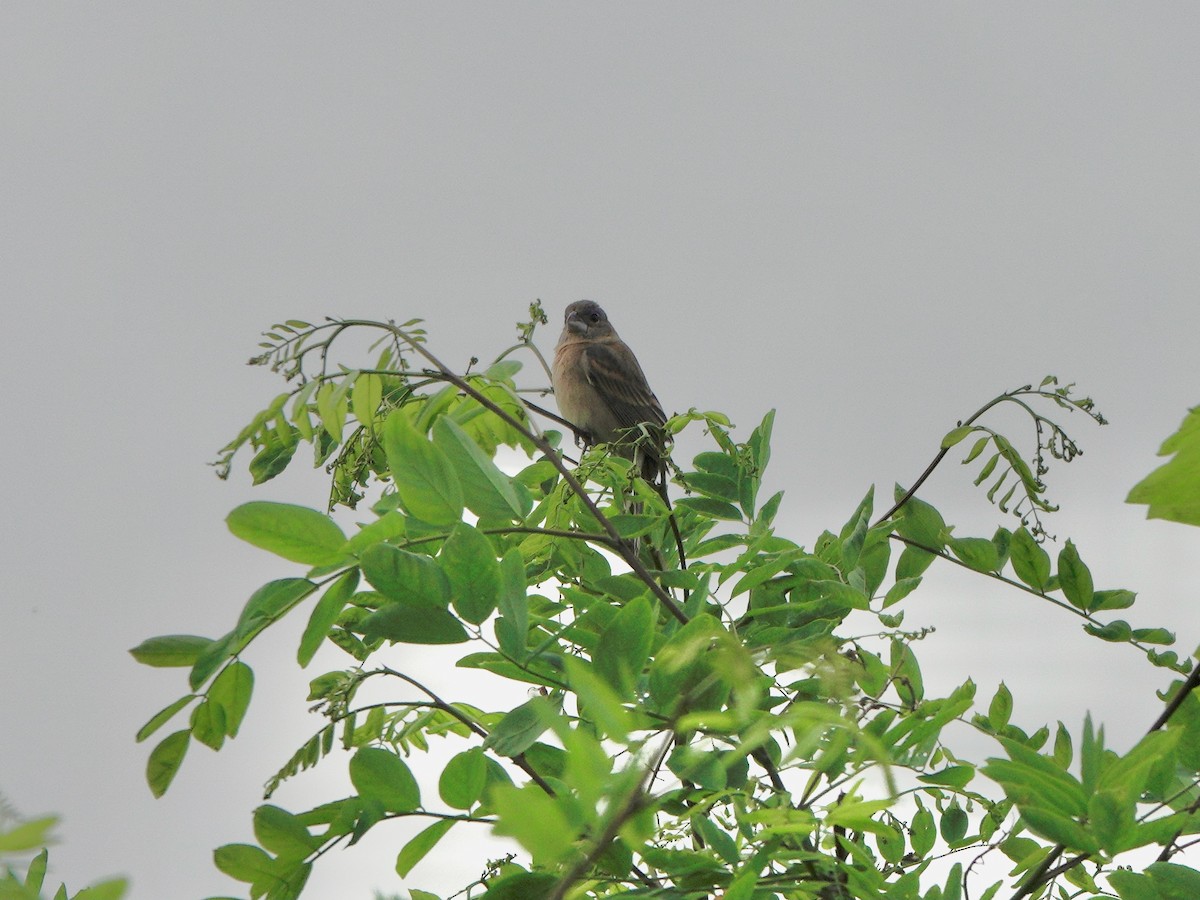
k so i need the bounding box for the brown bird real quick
[551,300,667,487]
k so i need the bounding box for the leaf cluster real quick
[132,316,1200,900]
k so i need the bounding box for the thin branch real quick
[523,398,577,432]
[889,535,1160,657]
[873,384,1102,528]
[874,393,1013,526]
[374,667,556,796]
[1149,659,1200,732]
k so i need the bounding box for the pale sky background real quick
[3,5,1200,899]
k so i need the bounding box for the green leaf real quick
[564,656,631,742]
[71,879,128,900]
[253,805,319,860]
[483,698,551,757]
[890,639,924,707]
[298,569,359,667]
[490,784,576,866]
[1147,861,1200,900]
[984,738,1089,817]
[1057,540,1094,611]
[962,434,991,464]
[1008,527,1051,591]
[693,451,738,480]
[496,549,529,660]
[146,729,190,798]
[883,576,921,609]
[361,602,468,645]
[433,416,526,521]
[1089,788,1135,853]
[974,451,1000,486]
[213,843,276,884]
[941,425,976,449]
[668,746,726,792]
[1053,722,1073,768]
[723,869,758,900]
[344,511,408,555]
[440,523,501,624]
[439,748,487,810]
[209,661,254,737]
[484,358,522,381]
[1085,619,1133,642]
[128,634,214,668]
[685,471,740,503]
[730,550,803,597]
[1097,729,1180,805]
[895,544,935,580]
[939,804,969,844]
[351,373,383,430]
[226,501,348,566]
[1132,627,1175,645]
[893,491,946,550]
[1021,805,1098,852]
[1127,406,1200,527]
[136,694,195,743]
[948,536,999,573]
[190,697,226,750]
[24,847,48,893]
[594,594,654,698]
[383,410,464,526]
[744,409,775,513]
[988,682,1013,731]
[315,380,348,443]
[911,807,936,856]
[396,819,455,877]
[1109,869,1163,900]
[694,816,740,864]
[249,433,298,485]
[231,578,317,649]
[349,747,420,812]
[0,816,57,852]
[675,496,743,521]
[188,632,236,690]
[918,766,975,789]
[479,871,558,900]
[1092,588,1136,611]
[360,544,450,607]
[648,614,730,715]
[608,513,660,538]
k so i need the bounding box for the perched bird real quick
[551,300,667,486]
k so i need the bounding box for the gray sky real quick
[3,5,1200,898]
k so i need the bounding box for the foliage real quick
[134,306,1200,900]
[1128,406,1200,527]
[0,801,127,900]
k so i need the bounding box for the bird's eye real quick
[589,313,600,323]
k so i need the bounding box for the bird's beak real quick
[566,315,588,336]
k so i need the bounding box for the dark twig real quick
[374,667,556,796]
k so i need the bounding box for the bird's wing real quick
[580,341,667,432]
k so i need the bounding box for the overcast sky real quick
[3,5,1200,899]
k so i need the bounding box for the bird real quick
[551,300,667,488]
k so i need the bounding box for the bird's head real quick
[563,300,616,339]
